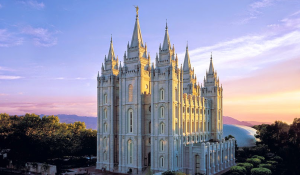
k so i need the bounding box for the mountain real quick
[41,114,97,130]
[223,116,272,126]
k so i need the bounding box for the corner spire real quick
[130,6,144,48]
[183,44,191,71]
[162,20,171,50]
[208,52,214,74]
[107,36,115,60]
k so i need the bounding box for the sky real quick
[0,0,299,124]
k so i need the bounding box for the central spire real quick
[183,44,191,71]
[107,35,115,60]
[130,6,144,48]
[208,53,214,74]
[162,20,171,50]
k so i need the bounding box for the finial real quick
[186,41,188,49]
[210,52,212,60]
[166,19,168,30]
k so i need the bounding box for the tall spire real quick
[107,35,115,60]
[183,44,191,71]
[208,52,214,74]
[162,19,171,50]
[130,6,144,48]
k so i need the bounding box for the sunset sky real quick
[0,0,299,123]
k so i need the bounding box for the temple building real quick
[96,8,235,175]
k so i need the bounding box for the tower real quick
[201,55,223,141]
[117,7,151,174]
[97,37,119,171]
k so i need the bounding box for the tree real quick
[230,166,247,175]
[250,167,271,175]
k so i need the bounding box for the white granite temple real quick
[96,8,235,175]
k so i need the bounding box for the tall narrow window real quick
[160,107,164,118]
[104,94,107,104]
[104,123,108,133]
[187,121,190,133]
[128,84,133,102]
[103,137,107,147]
[128,109,133,133]
[196,122,198,132]
[175,106,178,118]
[175,88,178,101]
[183,121,185,133]
[160,89,164,100]
[192,121,195,132]
[160,140,164,151]
[176,156,178,167]
[160,123,164,134]
[104,108,107,119]
[104,151,107,160]
[175,122,178,134]
[149,121,151,133]
[208,122,210,131]
[128,140,133,164]
[160,157,164,167]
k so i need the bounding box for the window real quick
[149,121,151,133]
[104,123,108,133]
[128,140,133,164]
[183,107,185,113]
[149,137,151,144]
[192,108,194,114]
[208,122,210,131]
[160,123,164,134]
[104,108,107,119]
[128,109,133,133]
[103,137,107,147]
[175,122,178,134]
[196,135,199,141]
[160,89,164,100]
[187,121,190,133]
[196,122,198,132]
[176,156,178,167]
[160,157,164,167]
[208,110,209,115]
[175,106,178,118]
[187,107,190,113]
[192,121,195,132]
[104,94,107,104]
[149,105,151,112]
[160,107,164,118]
[183,121,185,133]
[104,151,107,160]
[160,140,164,151]
[128,84,133,102]
[175,88,178,101]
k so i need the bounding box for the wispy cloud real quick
[250,0,273,10]
[0,66,15,71]
[0,75,22,80]
[0,29,23,47]
[20,0,45,10]
[54,77,64,80]
[0,93,9,96]
[21,26,58,47]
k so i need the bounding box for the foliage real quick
[258,164,272,170]
[246,158,261,167]
[251,155,265,162]
[0,113,97,164]
[250,167,271,175]
[272,156,282,163]
[230,166,247,175]
[162,171,187,175]
[236,162,253,173]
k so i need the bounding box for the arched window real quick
[201,135,203,141]
[149,137,151,144]
[104,94,107,104]
[192,108,194,114]
[104,123,108,133]
[175,122,178,134]
[183,121,185,133]
[104,108,107,119]
[208,110,210,115]
[149,121,151,133]
[187,121,190,133]
[128,140,133,164]
[160,123,165,134]
[175,106,178,119]
[149,105,151,112]
[104,151,107,160]
[175,88,178,101]
[196,135,199,142]
[103,137,107,147]
[128,109,133,133]
[160,89,164,100]
[192,121,195,132]
[196,122,198,132]
[160,157,164,167]
[128,84,133,102]
[187,107,190,113]
[160,140,164,151]
[160,106,164,118]
[176,155,178,167]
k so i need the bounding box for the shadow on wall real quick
[223,124,257,147]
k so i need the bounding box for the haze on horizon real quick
[0,0,299,124]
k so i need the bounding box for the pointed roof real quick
[162,21,171,50]
[208,53,214,74]
[107,36,115,60]
[130,11,144,48]
[183,45,191,71]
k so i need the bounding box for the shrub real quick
[230,166,247,175]
[252,155,265,162]
[246,158,261,167]
[266,160,278,165]
[272,156,283,163]
[237,162,253,172]
[251,167,271,175]
[259,164,272,170]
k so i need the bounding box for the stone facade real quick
[96,10,235,175]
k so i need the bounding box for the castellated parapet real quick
[96,9,235,175]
